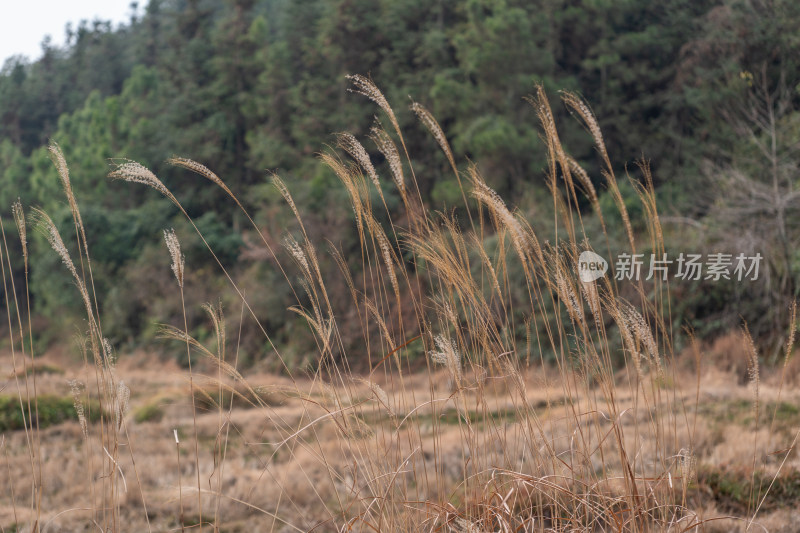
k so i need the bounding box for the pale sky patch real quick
[1,0,135,67]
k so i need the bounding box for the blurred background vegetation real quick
[1,0,799,368]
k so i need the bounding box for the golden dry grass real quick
[1,348,799,532]
[1,79,798,532]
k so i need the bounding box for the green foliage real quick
[190,211,244,265]
[698,469,800,514]
[598,180,645,236]
[133,400,165,423]
[0,140,32,207]
[0,395,99,432]
[1,0,800,361]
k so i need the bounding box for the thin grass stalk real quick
[0,214,38,521]
[11,201,44,526]
[163,229,204,529]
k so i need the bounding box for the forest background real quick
[1,0,797,370]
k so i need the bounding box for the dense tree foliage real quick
[1,0,798,365]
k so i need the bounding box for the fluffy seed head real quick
[625,306,658,361]
[429,334,462,388]
[114,380,130,429]
[48,142,74,203]
[68,379,88,438]
[744,326,760,412]
[202,301,226,360]
[618,302,662,378]
[533,86,559,147]
[370,122,405,194]
[618,318,645,380]
[283,235,310,278]
[102,337,117,367]
[168,157,239,205]
[356,378,394,418]
[566,155,598,204]
[272,175,304,229]
[163,229,185,287]
[347,74,400,134]
[365,300,396,353]
[48,142,69,179]
[580,279,602,318]
[562,91,608,163]
[370,220,399,300]
[555,265,583,326]
[678,449,696,492]
[32,209,79,282]
[337,133,381,190]
[109,160,177,205]
[410,101,457,174]
[470,171,542,263]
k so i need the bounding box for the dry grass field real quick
[2,337,800,532]
[1,79,799,532]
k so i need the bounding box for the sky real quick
[0,0,135,67]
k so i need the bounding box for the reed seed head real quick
[678,448,697,491]
[283,235,310,278]
[470,172,542,263]
[114,380,130,429]
[109,160,178,206]
[32,209,79,282]
[48,142,74,203]
[347,74,400,134]
[68,379,88,438]
[356,378,394,418]
[370,122,405,194]
[372,223,399,299]
[566,155,598,204]
[272,175,304,229]
[163,229,185,287]
[168,157,239,205]
[744,326,760,414]
[410,101,457,173]
[429,334,462,388]
[562,91,608,162]
[337,132,381,190]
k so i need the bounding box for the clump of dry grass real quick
[3,77,798,533]
[3,157,155,532]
